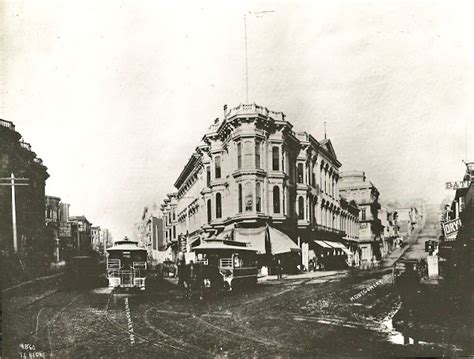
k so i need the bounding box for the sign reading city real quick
[442,218,462,238]
[445,180,471,190]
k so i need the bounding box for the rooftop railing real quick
[19,141,32,151]
[226,103,286,121]
[0,119,15,130]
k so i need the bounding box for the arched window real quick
[273,186,280,213]
[272,146,279,171]
[298,196,305,220]
[297,163,304,184]
[238,184,243,213]
[216,193,222,219]
[245,182,253,212]
[207,199,212,223]
[256,182,261,212]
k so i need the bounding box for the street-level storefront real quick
[309,240,351,270]
[233,224,301,274]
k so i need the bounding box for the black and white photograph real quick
[1,0,473,358]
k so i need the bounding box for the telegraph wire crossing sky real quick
[1,0,472,239]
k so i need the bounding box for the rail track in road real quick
[104,291,199,357]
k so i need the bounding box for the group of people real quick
[176,260,223,299]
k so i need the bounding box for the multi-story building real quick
[134,206,166,261]
[45,195,64,260]
[339,171,383,267]
[68,215,92,255]
[379,208,400,257]
[1,119,50,258]
[91,226,111,254]
[160,103,359,272]
[160,194,178,254]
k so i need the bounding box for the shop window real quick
[273,186,280,213]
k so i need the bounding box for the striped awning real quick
[234,225,300,255]
[313,240,332,248]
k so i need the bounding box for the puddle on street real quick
[382,304,434,346]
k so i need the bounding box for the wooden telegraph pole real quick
[0,173,29,253]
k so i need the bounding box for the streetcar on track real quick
[106,238,148,290]
[192,239,258,291]
[64,255,102,289]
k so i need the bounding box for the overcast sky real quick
[1,0,472,239]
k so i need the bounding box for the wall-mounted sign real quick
[442,218,462,237]
[59,223,71,237]
[445,181,471,190]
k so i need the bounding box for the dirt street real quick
[3,265,467,358]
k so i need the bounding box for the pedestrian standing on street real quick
[277,259,283,279]
[177,259,185,288]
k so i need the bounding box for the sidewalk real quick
[258,270,348,283]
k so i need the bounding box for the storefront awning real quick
[234,226,300,255]
[313,240,332,248]
[267,226,300,254]
[324,241,352,255]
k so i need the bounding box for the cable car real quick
[106,238,147,290]
[192,239,258,291]
[64,255,101,289]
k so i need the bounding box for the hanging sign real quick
[442,218,462,237]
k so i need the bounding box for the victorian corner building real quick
[159,104,370,273]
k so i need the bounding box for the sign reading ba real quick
[445,180,471,190]
[442,218,462,237]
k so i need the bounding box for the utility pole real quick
[0,173,29,253]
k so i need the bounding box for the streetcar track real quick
[31,293,82,339]
[143,308,211,357]
[104,291,195,356]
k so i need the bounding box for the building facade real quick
[1,119,50,258]
[339,171,383,267]
[160,104,359,272]
[68,215,92,255]
[134,206,166,261]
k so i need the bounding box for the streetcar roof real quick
[106,243,147,252]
